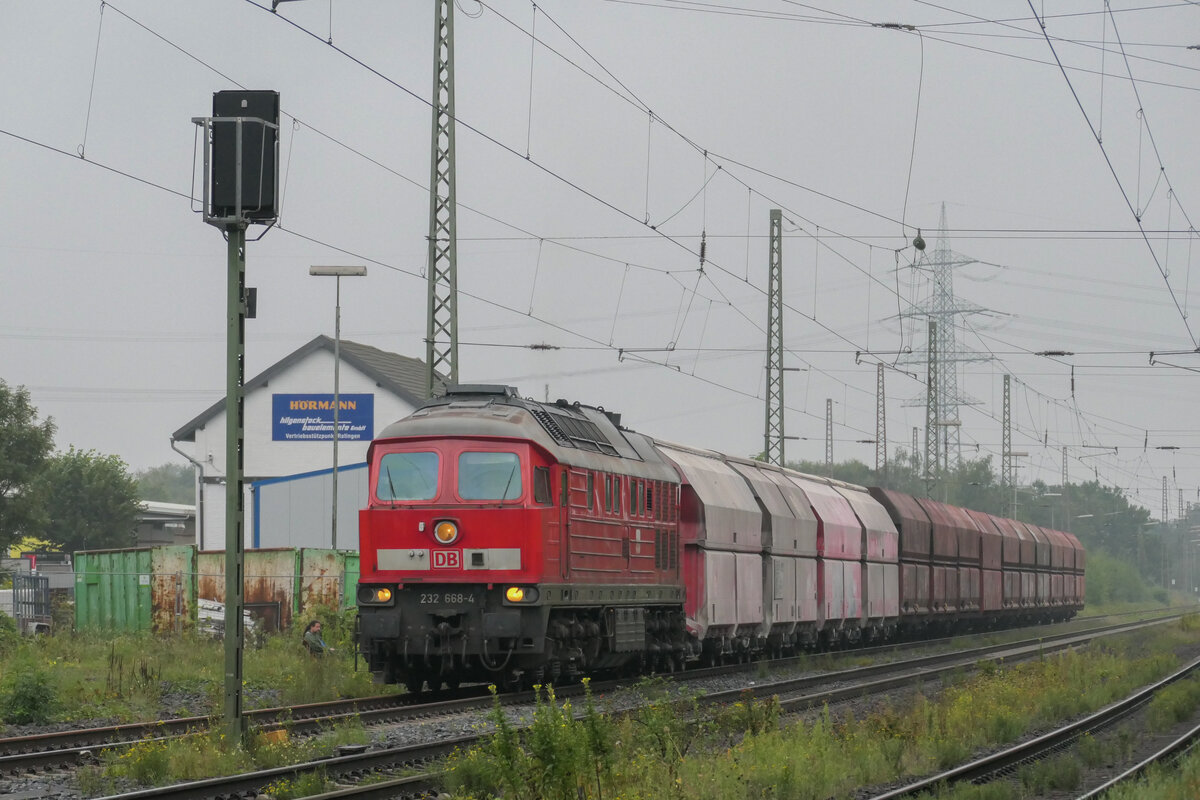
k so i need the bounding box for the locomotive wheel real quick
[403,674,424,694]
[442,676,461,691]
[523,665,546,690]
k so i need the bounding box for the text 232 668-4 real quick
[419,592,475,605]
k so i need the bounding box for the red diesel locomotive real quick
[355,385,1085,691]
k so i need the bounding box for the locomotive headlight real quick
[433,520,459,545]
[504,586,539,604]
[357,586,395,606]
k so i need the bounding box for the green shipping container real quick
[75,546,197,634]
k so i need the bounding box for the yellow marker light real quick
[433,520,458,545]
[505,586,525,603]
[375,588,392,602]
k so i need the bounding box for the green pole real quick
[224,223,247,743]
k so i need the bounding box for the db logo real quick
[432,550,461,570]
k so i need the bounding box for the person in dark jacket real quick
[303,620,330,655]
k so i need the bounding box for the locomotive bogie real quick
[359,582,686,687]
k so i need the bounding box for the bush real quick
[0,665,57,724]
[1084,551,1148,605]
[0,614,20,657]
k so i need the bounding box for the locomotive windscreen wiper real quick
[385,464,398,507]
[501,461,519,501]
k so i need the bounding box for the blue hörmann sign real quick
[272,393,374,441]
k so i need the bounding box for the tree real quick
[0,380,56,550]
[32,447,141,554]
[134,463,194,504]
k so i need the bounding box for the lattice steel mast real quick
[901,204,987,469]
[764,209,785,464]
[924,320,939,496]
[426,0,458,396]
[876,363,886,483]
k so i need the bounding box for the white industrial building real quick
[171,336,440,550]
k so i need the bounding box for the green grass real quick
[443,619,1200,800]
[83,718,369,791]
[0,606,398,730]
[1098,746,1200,799]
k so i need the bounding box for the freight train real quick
[355,385,1085,692]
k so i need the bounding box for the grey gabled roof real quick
[171,335,444,442]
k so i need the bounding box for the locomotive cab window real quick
[533,466,552,505]
[458,452,522,500]
[377,451,439,501]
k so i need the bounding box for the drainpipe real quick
[170,437,205,550]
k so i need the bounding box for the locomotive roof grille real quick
[529,406,620,456]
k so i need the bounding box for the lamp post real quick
[309,265,367,550]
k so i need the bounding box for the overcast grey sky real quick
[3,0,1199,515]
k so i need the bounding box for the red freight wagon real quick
[868,488,931,559]
[959,566,981,613]
[831,481,900,562]
[992,514,1024,567]
[761,554,821,645]
[831,481,900,626]
[790,476,862,560]
[659,443,761,553]
[1018,522,1052,569]
[728,460,817,556]
[817,558,863,639]
[727,459,821,645]
[683,548,763,643]
[915,497,959,565]
[964,510,1004,571]
[964,510,1004,615]
[868,488,932,622]
[1065,532,1087,574]
[1005,518,1038,568]
[759,468,821,556]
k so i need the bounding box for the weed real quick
[1146,675,1200,731]
[1077,732,1112,767]
[262,770,330,799]
[74,765,117,797]
[713,690,780,740]
[0,664,57,724]
[0,614,20,657]
[1018,754,1081,792]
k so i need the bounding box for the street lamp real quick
[309,265,367,550]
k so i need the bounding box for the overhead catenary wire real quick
[7,1,1195,502]
[1026,0,1198,349]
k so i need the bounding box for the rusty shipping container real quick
[76,545,358,635]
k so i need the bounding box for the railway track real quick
[0,612,1166,775]
[868,650,1200,799]
[66,614,1173,800]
